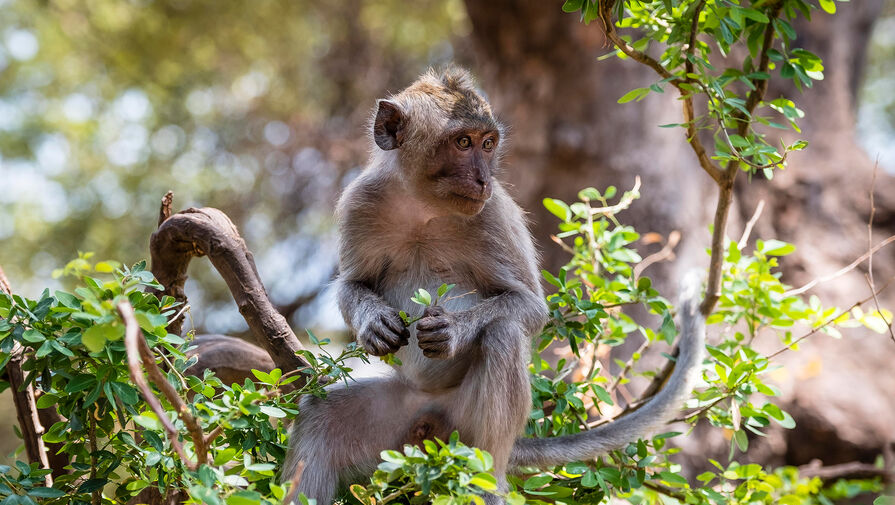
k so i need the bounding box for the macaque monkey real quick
[283,67,705,504]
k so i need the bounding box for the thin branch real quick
[783,234,895,297]
[0,265,11,295]
[634,230,681,278]
[607,338,651,394]
[158,191,174,228]
[601,22,675,82]
[864,274,894,343]
[864,160,894,343]
[798,460,893,482]
[587,176,642,216]
[89,416,100,505]
[681,99,724,184]
[700,176,735,315]
[769,275,895,358]
[737,5,783,135]
[120,301,201,470]
[738,200,765,247]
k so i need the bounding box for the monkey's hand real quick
[357,306,410,356]
[416,306,471,359]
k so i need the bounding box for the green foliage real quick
[349,433,508,505]
[0,257,365,504]
[562,0,844,179]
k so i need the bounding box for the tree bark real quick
[150,204,310,374]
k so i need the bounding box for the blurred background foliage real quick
[0,0,468,338]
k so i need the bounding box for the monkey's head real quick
[372,67,503,217]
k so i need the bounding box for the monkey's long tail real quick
[509,271,705,469]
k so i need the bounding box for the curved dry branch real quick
[0,265,53,486]
[149,200,310,374]
[120,301,199,470]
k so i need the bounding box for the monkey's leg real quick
[450,319,531,496]
[283,376,430,504]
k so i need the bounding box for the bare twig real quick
[0,265,11,294]
[120,301,203,470]
[769,275,895,358]
[783,234,895,297]
[738,200,765,247]
[864,160,895,343]
[587,176,642,216]
[634,230,681,278]
[798,459,893,482]
[158,191,174,227]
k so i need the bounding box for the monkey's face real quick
[425,129,499,216]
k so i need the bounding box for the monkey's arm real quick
[337,278,410,356]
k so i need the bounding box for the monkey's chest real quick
[377,258,481,390]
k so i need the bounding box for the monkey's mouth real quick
[451,191,490,205]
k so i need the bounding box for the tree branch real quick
[148,195,310,374]
[0,265,54,486]
[120,301,201,470]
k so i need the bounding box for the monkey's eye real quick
[483,138,495,151]
[457,136,471,149]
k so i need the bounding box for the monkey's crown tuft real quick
[396,66,500,134]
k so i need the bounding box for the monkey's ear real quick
[374,100,405,151]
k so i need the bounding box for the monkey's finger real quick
[372,334,401,356]
[416,317,449,331]
[380,311,406,334]
[423,306,446,318]
[417,331,450,345]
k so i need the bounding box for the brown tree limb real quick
[798,459,893,483]
[120,301,200,471]
[0,265,53,486]
[158,190,174,228]
[148,198,310,374]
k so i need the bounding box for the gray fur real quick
[282,68,705,504]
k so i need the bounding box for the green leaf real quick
[561,0,584,13]
[81,323,125,352]
[524,475,552,489]
[759,239,795,256]
[26,488,65,498]
[470,472,498,491]
[617,87,650,104]
[22,329,45,343]
[133,414,163,431]
[259,405,287,418]
[543,198,571,221]
[818,0,836,14]
[412,288,432,306]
